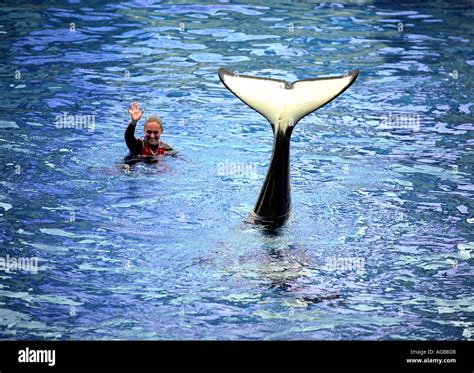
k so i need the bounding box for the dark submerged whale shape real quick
[218,68,359,227]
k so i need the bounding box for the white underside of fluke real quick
[218,68,359,131]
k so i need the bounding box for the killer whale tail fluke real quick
[218,67,359,227]
[218,68,359,130]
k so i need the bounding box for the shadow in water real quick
[259,244,341,306]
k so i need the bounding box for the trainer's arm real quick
[124,121,143,154]
[125,102,145,154]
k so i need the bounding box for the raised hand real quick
[127,102,145,123]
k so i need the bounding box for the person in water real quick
[124,102,175,157]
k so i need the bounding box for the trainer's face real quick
[144,121,162,146]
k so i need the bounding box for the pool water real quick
[0,0,473,340]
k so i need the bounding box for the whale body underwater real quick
[218,68,359,227]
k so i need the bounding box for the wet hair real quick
[144,116,163,131]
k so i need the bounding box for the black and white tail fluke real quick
[218,68,359,226]
[218,68,358,132]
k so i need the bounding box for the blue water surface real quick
[0,0,473,340]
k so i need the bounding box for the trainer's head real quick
[144,116,163,146]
